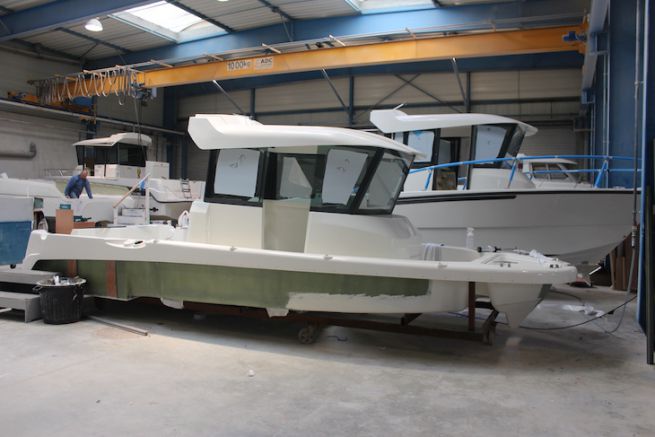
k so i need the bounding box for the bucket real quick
[34,277,86,324]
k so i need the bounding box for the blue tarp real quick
[0,221,31,265]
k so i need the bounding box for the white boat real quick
[0,172,135,228]
[67,132,205,223]
[518,154,593,189]
[371,109,634,269]
[19,114,576,327]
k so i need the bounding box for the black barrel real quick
[34,277,86,324]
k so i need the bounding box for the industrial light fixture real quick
[84,18,103,32]
[217,0,230,2]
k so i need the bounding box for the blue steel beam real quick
[607,0,640,187]
[638,0,654,361]
[90,0,588,68]
[0,0,159,42]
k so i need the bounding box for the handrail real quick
[113,173,151,209]
[408,154,641,190]
[409,154,640,175]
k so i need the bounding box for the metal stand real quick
[183,286,499,346]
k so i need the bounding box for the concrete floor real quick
[0,285,652,436]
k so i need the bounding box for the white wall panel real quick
[521,127,578,156]
[258,111,349,126]
[254,78,350,113]
[518,69,581,99]
[0,111,82,178]
[179,90,251,119]
[0,49,79,97]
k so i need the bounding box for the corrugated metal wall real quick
[180,69,583,180]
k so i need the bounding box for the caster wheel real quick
[297,323,320,344]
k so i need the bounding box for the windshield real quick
[205,146,412,214]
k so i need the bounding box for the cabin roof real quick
[73,132,152,147]
[370,109,538,136]
[188,114,420,156]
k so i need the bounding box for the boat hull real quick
[396,189,635,266]
[22,229,576,327]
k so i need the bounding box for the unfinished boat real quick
[371,109,634,269]
[20,114,576,327]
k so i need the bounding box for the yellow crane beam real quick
[54,25,585,98]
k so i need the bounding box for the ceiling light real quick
[84,18,103,32]
[217,0,229,2]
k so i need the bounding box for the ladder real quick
[180,180,193,200]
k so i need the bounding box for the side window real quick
[118,145,146,167]
[548,164,567,180]
[473,125,509,160]
[407,131,434,164]
[214,148,261,198]
[360,153,407,211]
[531,163,549,179]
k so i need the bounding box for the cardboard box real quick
[55,209,74,234]
[73,221,96,230]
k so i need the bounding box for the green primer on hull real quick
[34,260,430,308]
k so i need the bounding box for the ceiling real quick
[0,0,523,62]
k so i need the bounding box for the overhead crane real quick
[33,24,586,105]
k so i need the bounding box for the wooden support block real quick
[106,260,117,298]
[66,260,77,278]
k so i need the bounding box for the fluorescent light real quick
[84,18,103,32]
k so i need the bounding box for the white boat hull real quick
[396,189,635,267]
[22,227,576,327]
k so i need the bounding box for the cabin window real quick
[205,146,411,214]
[204,148,264,205]
[530,163,549,179]
[278,156,313,199]
[407,131,434,164]
[214,148,261,197]
[472,125,509,161]
[270,146,375,211]
[506,127,525,157]
[359,152,409,212]
[322,149,369,205]
[548,164,568,180]
[117,144,146,167]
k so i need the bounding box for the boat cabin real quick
[73,133,168,179]
[186,114,422,259]
[371,109,537,191]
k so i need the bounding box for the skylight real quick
[355,0,435,13]
[112,1,226,43]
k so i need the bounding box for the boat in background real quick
[0,172,134,228]
[371,109,635,271]
[518,154,594,189]
[59,132,204,223]
[19,114,576,328]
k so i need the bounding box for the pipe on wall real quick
[0,142,36,159]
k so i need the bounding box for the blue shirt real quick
[64,175,93,199]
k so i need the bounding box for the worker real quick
[64,168,93,199]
